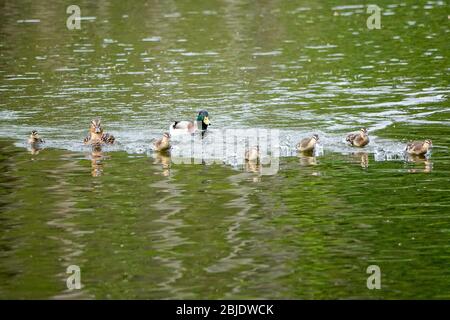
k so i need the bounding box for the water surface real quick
[0,0,449,299]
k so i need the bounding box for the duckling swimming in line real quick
[406,139,432,156]
[245,146,260,162]
[346,128,369,147]
[28,130,45,145]
[83,119,115,145]
[153,132,171,152]
[297,134,319,153]
[170,110,210,136]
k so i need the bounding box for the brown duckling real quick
[245,145,260,162]
[406,139,432,156]
[346,128,369,147]
[28,130,45,145]
[297,134,319,153]
[153,132,171,152]
[83,119,115,145]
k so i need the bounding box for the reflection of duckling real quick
[296,134,319,153]
[28,130,45,145]
[153,132,171,152]
[406,154,432,173]
[353,152,369,168]
[424,159,432,173]
[245,161,260,173]
[153,152,171,176]
[346,128,369,147]
[169,110,210,136]
[90,145,104,177]
[83,119,115,145]
[297,154,320,176]
[298,153,317,166]
[29,145,42,155]
[406,139,432,156]
[245,146,260,162]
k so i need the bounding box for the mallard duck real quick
[406,139,432,156]
[153,132,171,152]
[296,134,319,152]
[245,145,260,162]
[83,119,115,145]
[28,130,44,145]
[169,110,210,135]
[346,128,369,147]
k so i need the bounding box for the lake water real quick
[0,0,449,299]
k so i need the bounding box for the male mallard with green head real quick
[83,119,115,145]
[406,139,432,156]
[28,130,45,145]
[346,128,369,147]
[153,132,171,152]
[297,134,319,153]
[170,110,210,136]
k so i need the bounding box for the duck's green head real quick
[196,110,210,130]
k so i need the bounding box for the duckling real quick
[28,130,45,145]
[296,134,319,153]
[153,132,171,152]
[346,128,369,147]
[83,119,115,145]
[245,145,260,162]
[405,139,432,156]
[169,110,210,136]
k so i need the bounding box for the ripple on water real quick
[142,36,161,42]
[17,19,40,23]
